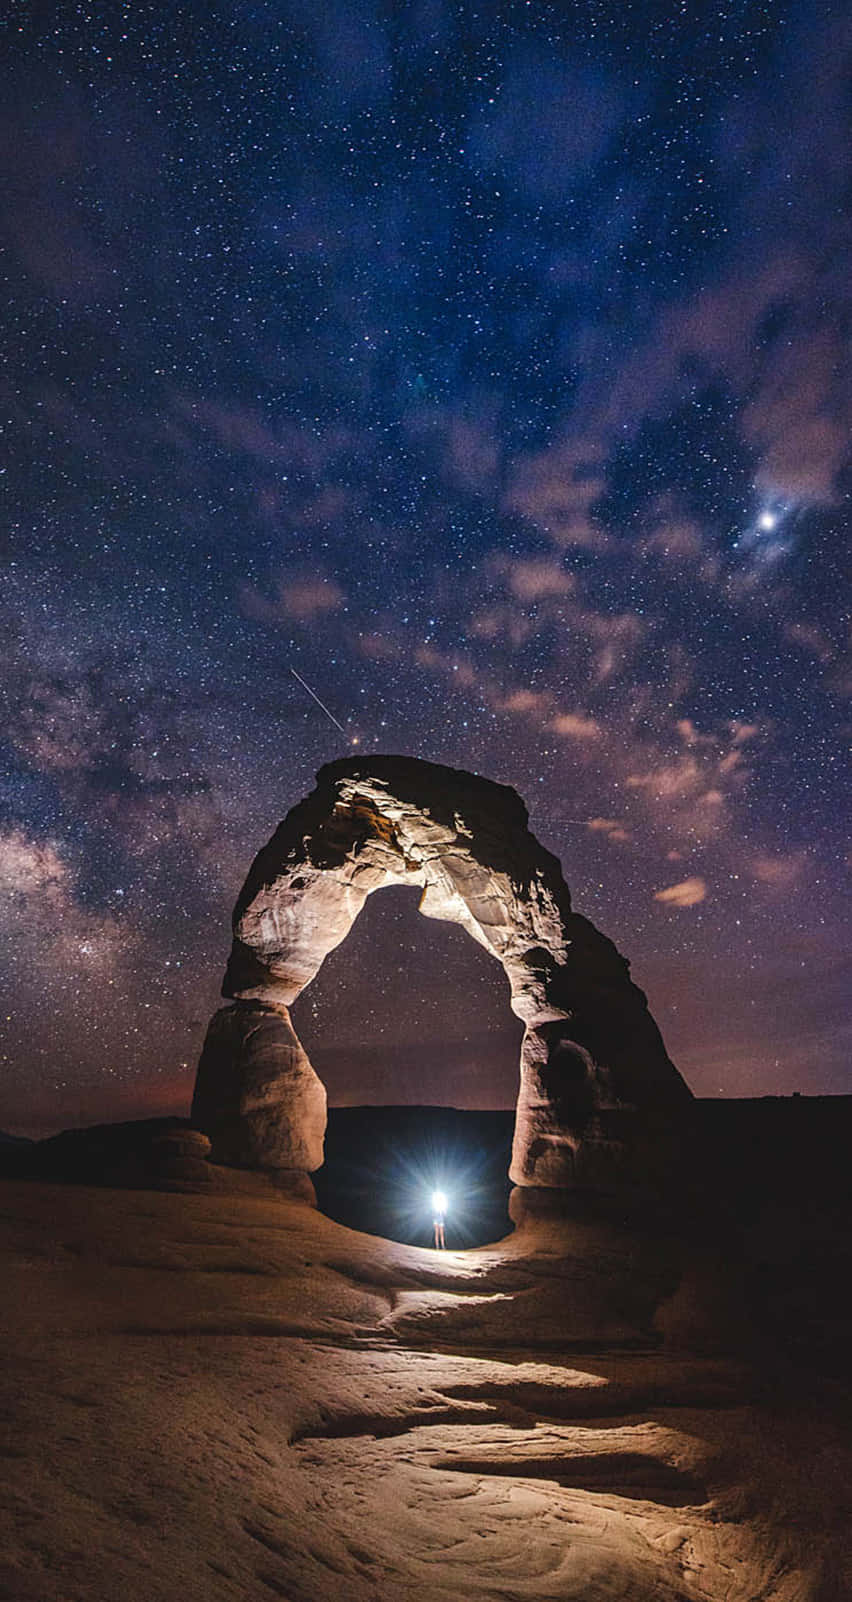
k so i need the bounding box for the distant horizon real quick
[8,1085,852,1146]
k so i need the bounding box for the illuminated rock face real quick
[193,755,690,1182]
[192,1001,326,1171]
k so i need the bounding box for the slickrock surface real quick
[194,756,690,1185]
[2,1177,849,1602]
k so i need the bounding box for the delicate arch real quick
[193,756,690,1189]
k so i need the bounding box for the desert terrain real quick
[2,1102,851,1602]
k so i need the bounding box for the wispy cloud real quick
[178,396,360,476]
[504,557,576,602]
[623,717,762,841]
[550,711,601,741]
[240,572,347,625]
[586,817,631,843]
[654,876,707,908]
[504,439,607,548]
[498,688,550,715]
[751,851,808,890]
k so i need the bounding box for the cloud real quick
[474,558,645,687]
[240,572,346,624]
[731,721,760,746]
[499,689,550,716]
[302,0,391,117]
[468,604,538,649]
[654,876,707,908]
[442,417,501,495]
[407,412,501,496]
[745,326,851,503]
[414,645,478,690]
[628,756,704,800]
[400,406,503,499]
[180,397,360,475]
[713,11,852,504]
[505,558,576,603]
[357,631,399,661]
[581,253,848,511]
[782,621,836,664]
[676,718,718,749]
[586,817,631,843]
[623,715,763,843]
[751,852,808,890]
[571,606,646,685]
[642,519,705,561]
[381,633,607,762]
[566,7,852,510]
[278,577,346,622]
[550,712,601,741]
[587,256,797,441]
[504,439,607,548]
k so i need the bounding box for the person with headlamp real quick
[431,1189,447,1250]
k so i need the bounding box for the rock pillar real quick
[192,1001,326,1171]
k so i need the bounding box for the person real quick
[431,1189,447,1249]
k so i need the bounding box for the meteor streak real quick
[289,666,347,734]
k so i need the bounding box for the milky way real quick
[1,1,849,1134]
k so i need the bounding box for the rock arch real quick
[192,756,691,1191]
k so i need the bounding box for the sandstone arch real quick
[192,756,691,1190]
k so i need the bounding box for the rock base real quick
[192,1001,327,1171]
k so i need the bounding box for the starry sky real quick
[1,0,849,1137]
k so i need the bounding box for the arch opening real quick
[290,884,523,1110]
[313,1104,516,1248]
[192,756,692,1207]
[289,883,523,1245]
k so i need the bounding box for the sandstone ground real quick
[2,1176,850,1601]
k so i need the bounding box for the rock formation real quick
[193,1001,326,1171]
[192,755,690,1186]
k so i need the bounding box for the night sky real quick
[1,0,849,1137]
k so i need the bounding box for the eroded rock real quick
[194,755,689,1182]
[192,1001,326,1170]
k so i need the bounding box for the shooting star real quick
[290,666,347,735]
